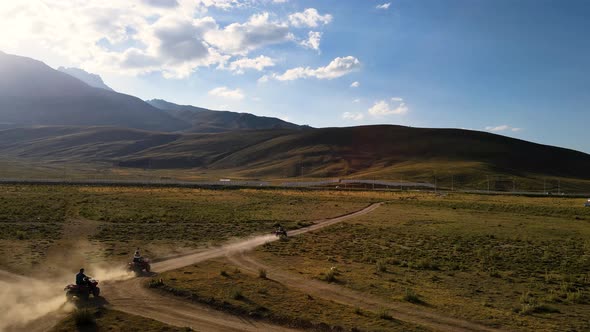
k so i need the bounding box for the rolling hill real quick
[0,51,188,131]
[1,125,589,191]
[146,99,306,133]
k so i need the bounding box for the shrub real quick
[376,260,387,273]
[220,270,229,277]
[377,308,392,320]
[230,288,244,300]
[403,288,423,304]
[258,268,267,279]
[148,278,164,288]
[322,268,337,283]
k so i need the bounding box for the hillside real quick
[0,52,188,131]
[1,125,590,190]
[147,99,305,133]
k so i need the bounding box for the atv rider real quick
[276,224,286,235]
[76,268,89,286]
[133,248,142,263]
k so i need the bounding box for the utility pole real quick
[543,178,546,194]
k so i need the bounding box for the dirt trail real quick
[227,253,504,332]
[102,203,382,331]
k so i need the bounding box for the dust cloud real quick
[0,264,132,332]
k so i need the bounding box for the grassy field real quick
[50,307,190,332]
[254,192,590,331]
[0,184,377,273]
[153,258,428,332]
[2,185,590,331]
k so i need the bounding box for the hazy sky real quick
[1,0,589,153]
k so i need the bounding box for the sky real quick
[0,0,589,153]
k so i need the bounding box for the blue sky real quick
[0,0,589,153]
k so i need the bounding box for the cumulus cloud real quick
[342,112,364,121]
[376,3,391,10]
[208,86,245,100]
[485,125,523,132]
[261,56,360,81]
[288,8,333,28]
[142,0,179,8]
[350,81,360,88]
[226,55,275,74]
[300,31,322,51]
[368,99,408,116]
[204,12,291,55]
[0,2,326,79]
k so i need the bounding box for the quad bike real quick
[128,257,151,275]
[65,277,100,301]
[273,229,288,239]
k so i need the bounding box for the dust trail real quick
[0,264,133,331]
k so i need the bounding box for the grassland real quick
[50,307,189,332]
[0,184,377,273]
[153,258,428,332]
[253,193,590,331]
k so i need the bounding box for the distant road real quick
[0,178,588,197]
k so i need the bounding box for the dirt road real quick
[102,203,382,331]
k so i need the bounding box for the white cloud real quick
[342,112,364,121]
[288,8,333,28]
[350,81,360,88]
[263,56,361,81]
[208,86,245,100]
[485,125,523,132]
[300,31,322,51]
[142,0,179,8]
[353,98,361,103]
[0,2,317,79]
[368,99,408,116]
[226,55,275,74]
[391,97,403,101]
[204,12,291,55]
[273,0,288,2]
[376,3,391,10]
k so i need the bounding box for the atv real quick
[65,277,100,301]
[128,257,151,275]
[273,229,288,239]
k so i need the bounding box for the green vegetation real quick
[51,307,187,332]
[155,259,426,332]
[257,192,590,331]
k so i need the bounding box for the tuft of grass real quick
[322,267,337,283]
[258,268,267,279]
[403,288,423,304]
[376,260,387,273]
[148,278,164,288]
[377,308,392,320]
[73,309,96,327]
[230,288,244,300]
[220,270,229,277]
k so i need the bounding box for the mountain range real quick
[1,50,589,188]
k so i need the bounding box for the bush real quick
[377,308,392,320]
[403,288,423,304]
[322,268,337,283]
[376,260,387,273]
[258,268,267,279]
[230,288,244,300]
[220,270,229,277]
[148,278,164,288]
[74,309,96,326]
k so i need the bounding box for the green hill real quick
[1,125,589,191]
